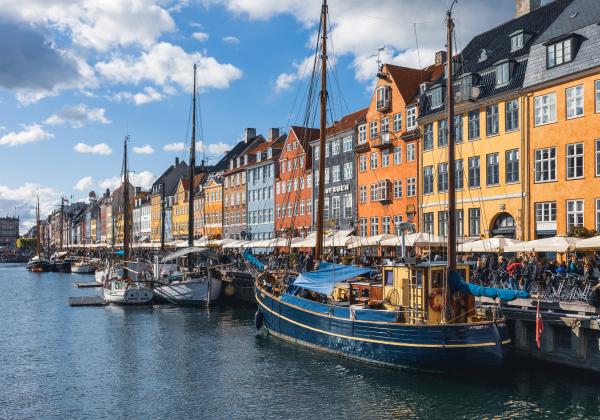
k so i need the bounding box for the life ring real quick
[428,289,444,312]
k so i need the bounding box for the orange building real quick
[275,126,319,237]
[356,63,442,237]
[203,176,223,239]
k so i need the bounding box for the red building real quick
[275,126,319,238]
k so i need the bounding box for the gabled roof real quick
[327,108,368,136]
[151,159,189,197]
[212,135,264,173]
[536,0,600,44]
[223,135,265,176]
[386,65,440,103]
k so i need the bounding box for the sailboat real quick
[252,1,527,372]
[102,137,154,304]
[26,197,52,272]
[154,64,223,305]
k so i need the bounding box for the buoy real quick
[224,284,235,297]
[255,310,264,330]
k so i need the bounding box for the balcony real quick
[354,140,371,154]
[376,98,390,112]
[371,132,394,149]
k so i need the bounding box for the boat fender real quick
[255,310,264,330]
[428,289,444,312]
[224,284,235,297]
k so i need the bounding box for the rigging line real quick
[414,23,422,70]
[326,13,351,117]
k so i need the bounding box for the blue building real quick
[246,129,286,242]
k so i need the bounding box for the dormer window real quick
[256,152,261,162]
[229,160,234,170]
[244,154,248,165]
[236,157,241,167]
[419,82,430,95]
[510,32,523,52]
[495,62,511,87]
[478,49,490,63]
[546,38,573,68]
[429,87,443,109]
[267,148,272,159]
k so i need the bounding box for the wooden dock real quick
[74,282,102,288]
[68,296,108,307]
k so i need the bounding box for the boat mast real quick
[123,136,130,280]
[315,0,328,260]
[160,181,166,251]
[446,2,457,273]
[36,196,40,258]
[59,197,64,251]
[188,64,197,270]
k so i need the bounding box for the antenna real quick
[369,46,386,78]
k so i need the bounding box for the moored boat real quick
[71,261,96,274]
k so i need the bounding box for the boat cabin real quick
[331,281,383,305]
[381,261,475,325]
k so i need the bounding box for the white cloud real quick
[99,170,155,191]
[192,31,209,42]
[273,54,316,92]
[96,42,243,94]
[73,176,94,191]
[44,103,111,128]
[199,141,232,155]
[222,36,240,44]
[133,144,155,154]
[73,142,112,155]
[0,124,54,147]
[0,182,59,233]
[164,142,185,152]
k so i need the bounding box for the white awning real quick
[458,236,522,253]
[504,236,580,253]
[162,247,208,262]
[575,235,600,250]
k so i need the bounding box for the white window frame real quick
[358,124,367,144]
[495,63,510,86]
[566,142,584,180]
[406,143,415,162]
[393,146,402,165]
[406,106,417,130]
[595,139,600,177]
[359,155,367,172]
[534,147,557,182]
[566,85,584,119]
[407,177,416,197]
[393,179,402,199]
[566,199,584,231]
[393,113,402,132]
[534,92,557,126]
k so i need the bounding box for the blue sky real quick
[0,0,523,230]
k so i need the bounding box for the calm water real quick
[1,263,599,419]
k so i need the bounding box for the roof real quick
[535,0,598,44]
[386,64,441,103]
[326,108,368,137]
[223,135,265,176]
[246,134,287,167]
[151,159,189,197]
[212,135,264,172]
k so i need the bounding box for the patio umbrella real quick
[575,235,600,250]
[457,236,522,253]
[503,236,580,253]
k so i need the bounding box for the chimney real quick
[175,157,179,166]
[244,128,256,143]
[268,128,280,141]
[515,0,541,18]
[435,51,447,66]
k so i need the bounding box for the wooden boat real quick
[26,198,51,272]
[71,261,96,274]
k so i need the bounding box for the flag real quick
[536,300,544,349]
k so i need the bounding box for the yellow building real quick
[150,193,162,242]
[172,178,190,240]
[203,177,222,239]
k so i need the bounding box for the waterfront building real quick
[275,126,319,237]
[523,0,600,238]
[246,129,286,241]
[203,176,223,239]
[357,63,442,238]
[150,158,188,242]
[222,128,263,240]
[172,178,190,240]
[0,216,19,248]
[418,0,570,240]
[112,182,136,244]
[310,109,367,232]
[132,192,150,242]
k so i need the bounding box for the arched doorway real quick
[491,212,516,238]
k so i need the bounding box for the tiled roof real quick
[326,108,368,136]
[534,0,598,44]
[212,135,263,172]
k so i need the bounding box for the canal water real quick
[1,263,599,419]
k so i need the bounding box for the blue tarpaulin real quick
[449,271,529,301]
[293,262,375,295]
[114,250,124,256]
[243,250,265,272]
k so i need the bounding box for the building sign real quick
[325,184,350,194]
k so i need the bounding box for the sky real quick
[0,0,525,232]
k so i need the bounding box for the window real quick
[376,85,390,110]
[324,168,329,184]
[360,185,367,203]
[424,213,434,234]
[438,119,448,147]
[307,200,312,214]
[423,166,434,195]
[505,149,519,183]
[437,163,448,192]
[455,159,464,190]
[359,155,367,172]
[359,218,367,237]
[535,202,556,223]
[430,87,443,108]
[343,162,352,180]
[456,209,464,237]
[486,104,499,136]
[393,179,402,198]
[370,184,377,201]
[567,199,584,231]
[382,149,390,167]
[486,153,499,186]
[332,140,341,155]
[505,99,519,132]
[323,198,329,220]
[393,113,402,132]
[438,211,448,236]
[370,217,379,236]
[332,165,340,182]
[407,143,415,161]
[534,147,557,182]
[358,124,367,144]
[468,110,480,140]
[423,123,434,150]
[566,143,584,179]
[332,196,340,220]
[566,85,584,119]
[469,208,481,236]
[342,135,352,152]
[381,117,389,134]
[370,121,378,139]
[511,32,523,52]
[374,180,390,201]
[547,38,572,68]
[325,142,330,157]
[597,199,600,232]
[534,93,556,126]
[407,178,416,197]
[596,80,600,113]
[393,215,403,235]
[454,114,463,143]
[314,148,320,161]
[596,140,600,176]
[406,106,417,130]
[344,194,352,219]
[393,146,402,165]
[370,152,378,169]
[495,62,510,86]
[382,216,391,234]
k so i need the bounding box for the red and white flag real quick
[536,300,544,349]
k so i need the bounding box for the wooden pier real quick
[74,282,102,288]
[68,296,108,307]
